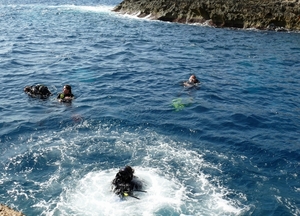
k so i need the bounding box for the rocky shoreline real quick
[0,204,24,216]
[113,0,300,31]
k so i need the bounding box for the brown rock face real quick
[0,204,24,216]
[113,0,300,31]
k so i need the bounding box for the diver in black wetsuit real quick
[24,84,52,98]
[111,166,145,199]
[57,85,74,102]
[183,74,200,87]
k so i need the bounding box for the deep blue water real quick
[0,0,300,215]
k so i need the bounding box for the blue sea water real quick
[0,0,300,215]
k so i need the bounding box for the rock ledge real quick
[113,0,300,31]
[0,204,24,216]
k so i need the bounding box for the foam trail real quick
[51,5,114,13]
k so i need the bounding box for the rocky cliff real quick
[113,0,300,31]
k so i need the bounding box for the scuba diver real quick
[57,85,74,102]
[24,84,52,98]
[111,166,145,199]
[183,74,200,87]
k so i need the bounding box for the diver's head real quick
[123,166,134,175]
[63,85,72,94]
[116,166,134,183]
[189,75,197,83]
[24,86,31,93]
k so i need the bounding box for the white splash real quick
[50,168,184,216]
[53,5,114,13]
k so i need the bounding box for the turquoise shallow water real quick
[0,1,300,215]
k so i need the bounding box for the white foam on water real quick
[52,5,114,13]
[6,121,249,215]
[1,4,113,12]
[141,141,247,215]
[50,167,184,216]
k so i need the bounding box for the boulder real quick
[113,0,300,31]
[0,204,24,216]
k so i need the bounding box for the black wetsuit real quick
[25,85,51,98]
[57,93,74,100]
[112,167,143,198]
